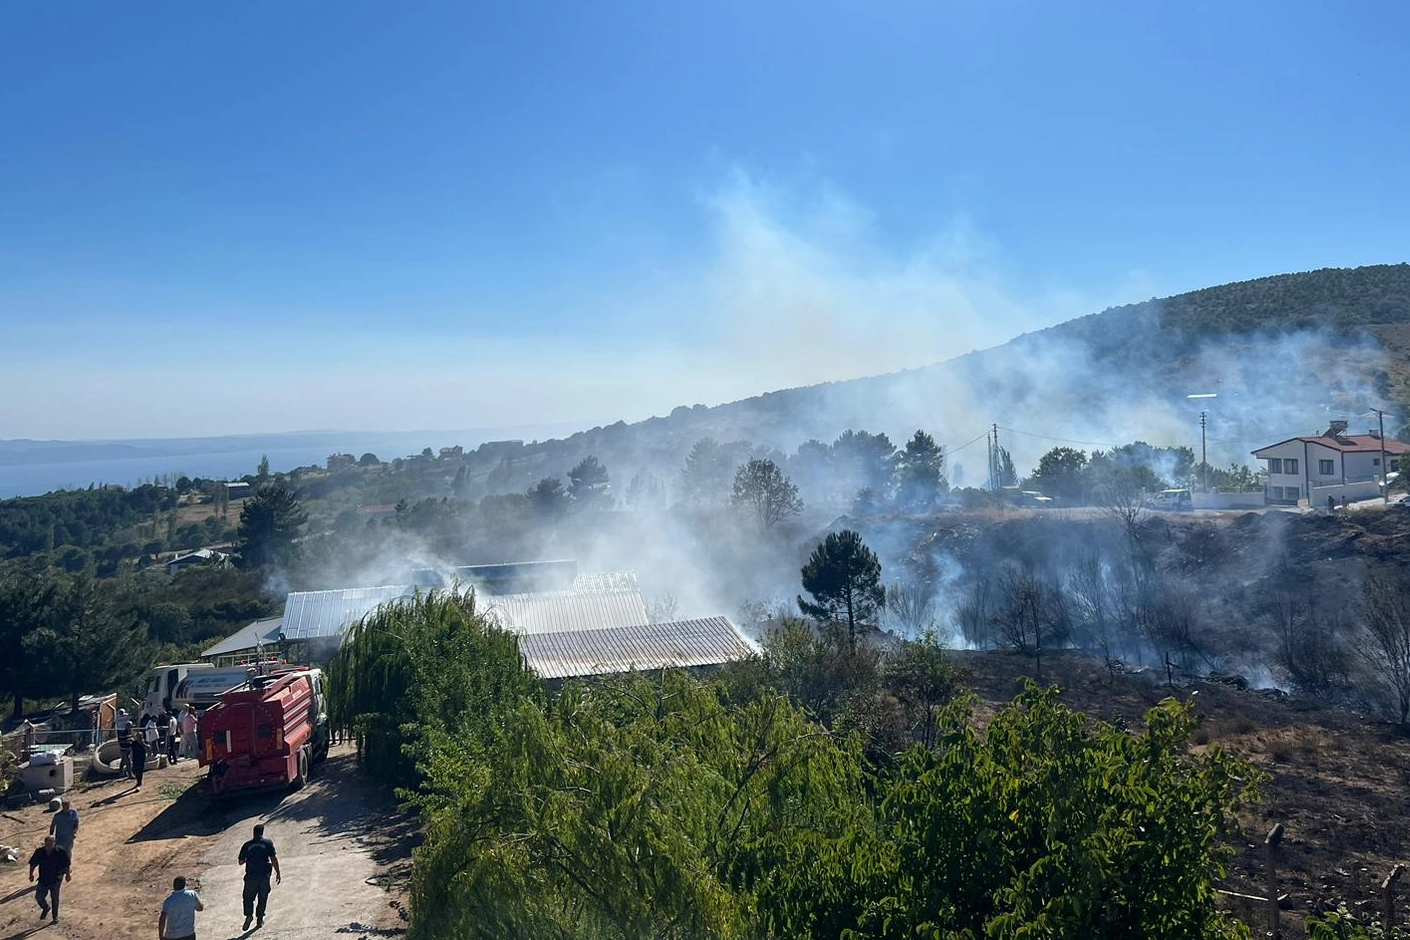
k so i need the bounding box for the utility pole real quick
[987,426,996,492]
[992,423,1001,491]
[1200,411,1208,493]
[1376,408,1389,505]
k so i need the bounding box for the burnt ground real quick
[957,648,1410,939]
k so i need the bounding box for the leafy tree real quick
[678,438,743,507]
[326,587,538,789]
[884,630,960,749]
[255,454,271,484]
[526,477,570,519]
[0,574,61,717]
[1206,462,1259,491]
[799,530,885,653]
[864,686,1259,940]
[731,458,803,528]
[832,429,897,498]
[787,439,835,501]
[995,444,1018,488]
[358,452,380,467]
[25,577,155,714]
[567,455,611,510]
[624,469,665,510]
[236,484,308,570]
[409,671,868,940]
[1028,446,1089,502]
[893,430,946,508]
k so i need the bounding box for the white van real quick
[1145,488,1193,511]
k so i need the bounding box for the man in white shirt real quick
[158,875,203,940]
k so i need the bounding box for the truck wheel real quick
[292,747,309,790]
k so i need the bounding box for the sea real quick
[0,426,577,499]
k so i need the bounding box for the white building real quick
[1252,421,1410,506]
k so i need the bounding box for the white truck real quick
[141,661,283,717]
[141,663,217,718]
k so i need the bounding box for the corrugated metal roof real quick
[482,587,649,635]
[201,617,284,658]
[279,585,416,641]
[518,617,757,680]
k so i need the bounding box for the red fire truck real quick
[199,668,330,795]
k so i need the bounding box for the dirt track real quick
[0,744,408,940]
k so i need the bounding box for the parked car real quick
[1145,488,1193,511]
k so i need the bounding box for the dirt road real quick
[0,745,408,940]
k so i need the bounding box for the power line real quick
[947,431,991,455]
[996,426,1121,449]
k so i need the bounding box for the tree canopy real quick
[893,430,946,508]
[731,458,803,529]
[236,484,307,569]
[799,529,885,653]
[568,455,612,510]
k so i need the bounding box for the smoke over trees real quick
[567,455,611,510]
[730,458,803,529]
[894,430,947,508]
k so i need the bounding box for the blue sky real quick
[2,1,1407,438]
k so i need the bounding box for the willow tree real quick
[409,670,873,940]
[325,587,539,788]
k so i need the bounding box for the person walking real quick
[180,707,199,761]
[49,798,79,855]
[166,711,180,763]
[131,725,148,792]
[115,708,134,777]
[27,834,70,924]
[237,824,281,930]
[158,875,203,940]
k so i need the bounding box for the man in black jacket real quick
[28,835,71,923]
[237,823,281,930]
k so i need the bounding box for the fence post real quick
[1265,824,1284,940]
[1383,864,1404,933]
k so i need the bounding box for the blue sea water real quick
[0,446,350,498]
[0,427,576,498]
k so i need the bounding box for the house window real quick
[1270,486,1283,499]
[1284,458,1299,474]
[1394,459,1402,472]
[1373,457,1381,466]
[1267,458,1283,473]
[1285,485,1299,498]
[1319,459,1335,475]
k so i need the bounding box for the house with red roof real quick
[1252,421,1410,506]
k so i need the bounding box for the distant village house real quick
[326,453,356,472]
[166,548,229,575]
[1253,421,1409,506]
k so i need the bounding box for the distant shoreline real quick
[0,425,580,498]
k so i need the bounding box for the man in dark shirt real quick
[237,823,281,930]
[28,835,71,923]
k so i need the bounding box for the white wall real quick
[1192,491,1265,510]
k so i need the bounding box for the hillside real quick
[465,264,1410,498]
